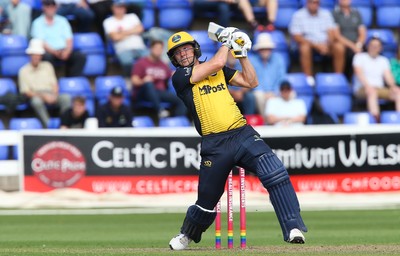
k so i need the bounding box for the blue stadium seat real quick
[0,78,28,111]
[376,7,400,28]
[157,0,193,30]
[0,120,9,160]
[285,73,315,112]
[380,111,400,124]
[188,30,217,52]
[94,76,130,106]
[9,117,43,159]
[343,112,377,125]
[73,33,107,76]
[0,35,30,77]
[58,76,95,116]
[159,116,191,127]
[366,29,397,59]
[373,0,400,6]
[356,6,373,27]
[275,7,297,29]
[47,117,61,129]
[142,0,155,30]
[132,116,155,127]
[315,73,352,116]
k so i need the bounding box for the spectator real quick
[253,0,278,31]
[265,81,307,126]
[0,0,9,33]
[5,0,32,37]
[87,0,112,41]
[250,33,286,116]
[131,40,187,118]
[18,38,71,128]
[31,0,86,77]
[55,0,95,32]
[227,53,257,115]
[353,37,400,122]
[60,96,89,128]
[97,86,133,127]
[103,0,147,76]
[332,0,366,80]
[390,45,400,87]
[193,0,260,30]
[289,0,338,86]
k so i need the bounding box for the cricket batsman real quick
[167,26,307,250]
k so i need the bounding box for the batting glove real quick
[217,27,239,49]
[230,31,252,58]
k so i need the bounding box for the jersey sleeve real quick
[172,67,193,93]
[222,65,238,85]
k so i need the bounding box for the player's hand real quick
[217,27,238,48]
[230,31,252,58]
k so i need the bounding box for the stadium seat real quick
[275,7,297,29]
[380,111,400,124]
[156,0,193,30]
[159,116,191,127]
[132,116,155,127]
[343,112,377,125]
[0,78,28,111]
[9,117,43,159]
[0,120,9,160]
[94,76,130,106]
[315,73,352,116]
[73,33,107,76]
[366,29,397,59]
[245,114,265,126]
[142,0,155,30]
[285,73,315,112]
[47,117,61,129]
[0,35,30,77]
[188,30,217,52]
[356,6,373,27]
[376,7,400,28]
[58,76,95,116]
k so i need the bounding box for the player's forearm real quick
[239,58,258,88]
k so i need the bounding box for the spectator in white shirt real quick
[103,0,147,76]
[265,81,307,126]
[289,0,341,86]
[353,37,400,122]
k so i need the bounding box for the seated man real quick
[289,0,339,86]
[131,40,187,118]
[30,0,86,77]
[55,0,95,33]
[96,86,133,128]
[60,96,89,129]
[353,37,400,122]
[18,38,71,128]
[265,81,307,126]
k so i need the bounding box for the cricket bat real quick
[207,22,246,47]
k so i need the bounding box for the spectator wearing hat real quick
[250,33,286,116]
[30,0,86,77]
[264,81,307,126]
[60,96,89,129]
[55,0,94,32]
[18,38,71,128]
[96,86,133,127]
[353,37,400,122]
[289,0,339,86]
[103,0,147,76]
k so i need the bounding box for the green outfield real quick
[0,209,399,256]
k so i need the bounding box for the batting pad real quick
[257,153,308,241]
[181,205,217,243]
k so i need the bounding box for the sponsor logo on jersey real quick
[203,160,212,167]
[199,83,226,95]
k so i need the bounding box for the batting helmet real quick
[167,31,202,68]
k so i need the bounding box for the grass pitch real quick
[0,209,399,256]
